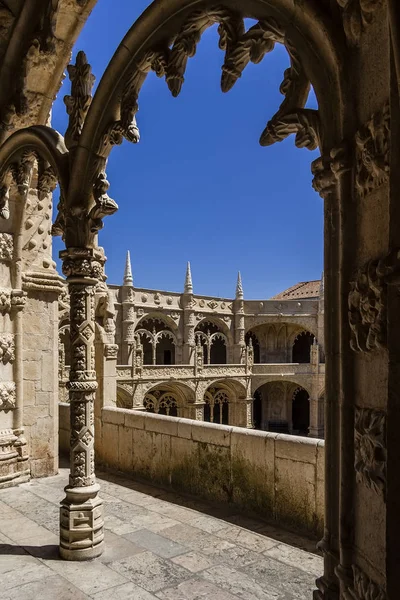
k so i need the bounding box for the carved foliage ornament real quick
[0,334,15,364]
[0,382,16,410]
[337,0,385,46]
[100,6,318,166]
[0,233,13,262]
[355,103,390,197]
[354,408,386,499]
[348,249,400,352]
[349,565,387,600]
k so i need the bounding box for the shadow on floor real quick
[94,463,320,556]
[0,543,60,560]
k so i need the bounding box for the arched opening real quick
[292,387,310,435]
[204,387,230,425]
[253,389,262,429]
[0,0,345,575]
[292,331,315,363]
[195,321,227,365]
[245,331,260,363]
[135,317,176,365]
[143,389,180,417]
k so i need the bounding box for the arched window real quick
[292,331,315,363]
[292,388,310,435]
[204,388,230,424]
[195,321,227,364]
[135,318,176,365]
[143,390,179,417]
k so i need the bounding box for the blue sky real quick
[52,0,322,299]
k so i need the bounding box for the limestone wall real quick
[59,404,324,537]
[24,292,59,477]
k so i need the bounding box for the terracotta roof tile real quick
[270,280,320,300]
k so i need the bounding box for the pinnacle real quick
[184,261,193,294]
[236,271,243,300]
[123,250,133,286]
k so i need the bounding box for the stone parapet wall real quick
[59,404,324,537]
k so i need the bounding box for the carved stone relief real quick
[0,233,13,262]
[348,249,400,352]
[349,565,387,600]
[354,408,386,499]
[355,103,390,197]
[0,381,16,410]
[337,0,385,46]
[0,333,15,364]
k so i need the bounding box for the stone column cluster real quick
[59,248,104,560]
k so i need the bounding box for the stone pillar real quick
[245,398,253,428]
[309,342,323,438]
[121,257,135,365]
[59,248,104,561]
[194,403,205,420]
[182,299,195,364]
[312,150,349,599]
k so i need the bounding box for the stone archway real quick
[0,1,397,597]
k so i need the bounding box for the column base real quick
[60,483,104,561]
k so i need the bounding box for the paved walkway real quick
[0,467,322,599]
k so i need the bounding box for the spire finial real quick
[123,251,133,286]
[184,261,193,294]
[236,271,243,300]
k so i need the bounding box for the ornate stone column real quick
[233,272,245,364]
[121,251,135,365]
[182,262,195,365]
[59,248,104,560]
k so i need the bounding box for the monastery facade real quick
[59,252,325,438]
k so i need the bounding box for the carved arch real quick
[66,0,344,220]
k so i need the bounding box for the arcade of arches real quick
[58,264,325,434]
[0,0,399,597]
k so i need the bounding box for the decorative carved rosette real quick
[354,407,386,499]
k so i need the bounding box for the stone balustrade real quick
[59,404,324,537]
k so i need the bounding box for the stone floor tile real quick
[0,574,91,600]
[202,564,281,600]
[0,557,53,592]
[46,556,129,595]
[264,543,323,576]
[108,550,192,592]
[215,525,278,553]
[124,528,188,558]
[171,551,215,573]
[155,577,240,600]
[128,512,181,533]
[240,556,319,599]
[0,517,51,544]
[147,503,197,523]
[0,468,320,599]
[100,530,146,564]
[188,514,229,533]
[91,581,159,599]
[160,523,235,556]
[209,544,262,569]
[22,482,62,506]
